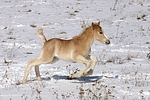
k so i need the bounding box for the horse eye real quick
[99,32,103,34]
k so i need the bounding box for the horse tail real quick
[37,27,47,43]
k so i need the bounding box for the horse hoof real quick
[69,74,74,79]
[69,73,80,79]
[22,82,27,84]
[68,75,77,80]
[67,76,73,80]
[22,80,27,84]
[83,69,93,76]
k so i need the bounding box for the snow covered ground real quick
[0,0,150,99]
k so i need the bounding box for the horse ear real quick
[92,22,96,30]
[98,21,100,25]
[92,22,95,27]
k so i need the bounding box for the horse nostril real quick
[105,40,110,45]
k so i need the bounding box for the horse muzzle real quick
[105,39,110,45]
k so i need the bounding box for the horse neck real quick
[74,26,94,47]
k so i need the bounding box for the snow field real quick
[0,0,150,100]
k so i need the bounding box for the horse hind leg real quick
[35,65,41,81]
[34,57,59,81]
[22,55,54,84]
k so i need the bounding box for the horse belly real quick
[54,52,75,62]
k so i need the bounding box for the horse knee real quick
[83,61,90,69]
[90,56,98,63]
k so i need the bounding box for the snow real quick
[0,0,150,99]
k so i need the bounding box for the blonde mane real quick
[74,22,99,39]
[73,25,92,39]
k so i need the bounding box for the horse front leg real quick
[69,55,90,78]
[83,55,98,76]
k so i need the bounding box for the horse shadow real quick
[51,75,103,83]
[30,74,118,83]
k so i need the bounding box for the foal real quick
[22,21,110,84]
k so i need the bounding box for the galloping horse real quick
[22,21,110,84]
